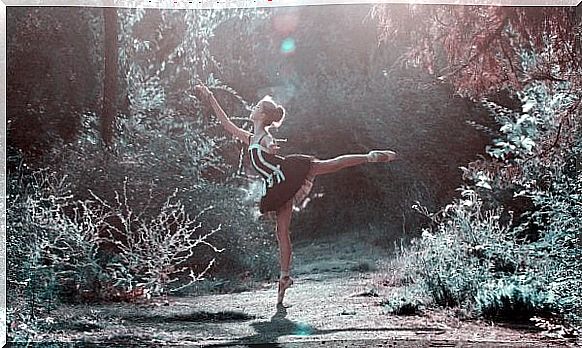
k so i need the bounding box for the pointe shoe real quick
[367,150,397,163]
[277,276,294,305]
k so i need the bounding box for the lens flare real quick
[281,38,296,55]
[293,322,313,336]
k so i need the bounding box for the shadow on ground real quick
[125,310,255,324]
[206,305,445,347]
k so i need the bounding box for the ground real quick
[20,234,579,347]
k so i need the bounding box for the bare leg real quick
[311,150,397,176]
[275,199,294,305]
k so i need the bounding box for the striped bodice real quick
[248,139,286,197]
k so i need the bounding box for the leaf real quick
[500,124,513,133]
[516,113,533,126]
[476,181,492,190]
[522,100,535,113]
[521,137,535,151]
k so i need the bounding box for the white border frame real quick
[1,0,580,8]
[1,0,580,346]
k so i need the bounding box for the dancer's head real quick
[250,95,286,128]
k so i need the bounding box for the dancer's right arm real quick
[195,85,252,145]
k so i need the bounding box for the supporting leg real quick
[310,150,397,176]
[275,199,294,305]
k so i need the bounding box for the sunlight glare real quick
[293,322,314,336]
[281,38,296,55]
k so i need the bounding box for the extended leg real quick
[311,150,397,176]
[275,199,294,305]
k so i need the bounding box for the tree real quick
[102,7,118,146]
[7,7,101,159]
[371,5,581,97]
[371,5,582,325]
[372,5,581,185]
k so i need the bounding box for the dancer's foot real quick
[367,150,397,163]
[277,276,294,305]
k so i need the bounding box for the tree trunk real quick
[102,7,117,146]
[576,5,582,57]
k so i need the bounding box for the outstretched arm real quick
[195,84,252,145]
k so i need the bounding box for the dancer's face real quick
[249,102,266,123]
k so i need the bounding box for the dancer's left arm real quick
[195,85,252,145]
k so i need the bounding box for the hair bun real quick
[259,96,286,127]
[276,106,285,120]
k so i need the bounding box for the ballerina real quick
[195,84,397,305]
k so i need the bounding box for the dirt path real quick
[36,235,576,347]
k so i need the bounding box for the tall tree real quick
[371,5,581,183]
[102,7,118,146]
[371,5,581,97]
[7,7,101,160]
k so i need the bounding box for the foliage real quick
[371,5,581,97]
[406,189,520,309]
[7,168,222,304]
[7,7,102,158]
[6,165,99,342]
[7,5,278,317]
[371,4,581,327]
[523,163,582,324]
[475,276,554,321]
[464,82,578,192]
[8,101,276,300]
[390,83,581,326]
[24,170,107,301]
[381,288,424,316]
[465,81,580,309]
[118,8,267,116]
[91,180,223,296]
[55,107,275,273]
[400,185,578,323]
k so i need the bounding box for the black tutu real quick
[258,154,314,213]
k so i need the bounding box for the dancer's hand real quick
[387,150,398,161]
[367,150,398,163]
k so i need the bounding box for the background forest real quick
[6,3,581,342]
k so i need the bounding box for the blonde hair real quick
[259,95,286,128]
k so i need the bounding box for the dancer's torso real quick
[248,133,285,195]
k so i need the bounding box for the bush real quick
[523,163,582,324]
[475,276,554,322]
[405,188,520,308]
[381,288,424,316]
[8,168,222,304]
[87,179,224,297]
[7,106,279,304]
[396,186,575,323]
[48,108,276,279]
[387,80,582,327]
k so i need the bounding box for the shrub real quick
[522,162,582,324]
[88,179,224,297]
[8,168,223,304]
[475,276,554,322]
[405,189,519,308]
[388,79,581,327]
[398,187,573,323]
[48,108,275,282]
[381,288,424,316]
